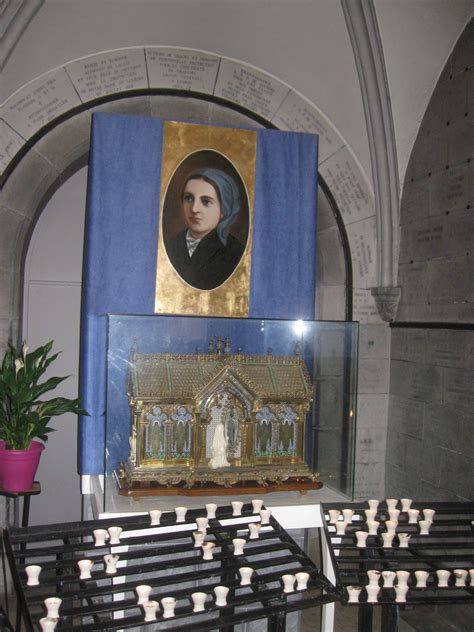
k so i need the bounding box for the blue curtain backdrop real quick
[80,112,318,475]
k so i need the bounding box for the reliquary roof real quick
[128,352,312,401]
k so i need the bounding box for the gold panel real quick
[155,121,257,317]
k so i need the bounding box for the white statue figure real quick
[209,421,230,468]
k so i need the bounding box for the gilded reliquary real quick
[117,344,319,489]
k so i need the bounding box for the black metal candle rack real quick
[4,503,338,631]
[320,501,474,632]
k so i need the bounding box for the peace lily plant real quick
[0,341,86,450]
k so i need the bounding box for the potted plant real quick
[0,340,87,492]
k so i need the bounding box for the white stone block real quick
[345,217,377,288]
[319,147,375,224]
[272,90,343,162]
[66,49,148,101]
[0,119,25,176]
[1,68,81,139]
[146,48,219,94]
[214,59,288,121]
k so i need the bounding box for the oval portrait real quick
[162,150,249,291]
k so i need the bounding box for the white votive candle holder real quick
[355,531,369,548]
[342,508,354,523]
[408,509,420,524]
[77,559,94,580]
[248,523,261,540]
[202,542,216,560]
[175,506,187,522]
[382,532,394,548]
[422,508,436,523]
[233,538,246,556]
[104,554,119,575]
[136,584,152,605]
[367,499,379,512]
[93,528,109,547]
[347,585,362,603]
[282,574,296,593]
[252,499,264,513]
[192,591,207,612]
[196,517,208,532]
[382,571,396,588]
[149,509,162,525]
[205,503,217,519]
[400,498,412,512]
[367,520,379,535]
[232,501,243,516]
[328,509,341,524]
[395,584,409,602]
[335,520,348,535]
[386,499,398,510]
[454,569,468,587]
[436,569,450,587]
[214,585,229,606]
[415,570,429,588]
[260,509,272,525]
[295,572,310,590]
[107,526,122,545]
[39,617,57,632]
[44,597,61,619]
[161,596,177,618]
[143,600,159,622]
[239,567,253,586]
[26,564,42,586]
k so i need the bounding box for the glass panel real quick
[103,314,358,513]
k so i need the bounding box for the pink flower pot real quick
[0,440,44,492]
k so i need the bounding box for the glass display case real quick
[101,315,358,514]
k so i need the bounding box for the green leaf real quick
[0,340,88,450]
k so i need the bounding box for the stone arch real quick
[0,46,381,349]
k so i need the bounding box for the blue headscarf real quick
[185,168,241,245]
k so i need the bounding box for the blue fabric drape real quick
[80,113,318,474]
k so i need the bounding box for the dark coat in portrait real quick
[166,229,244,290]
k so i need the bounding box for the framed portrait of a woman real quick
[155,121,256,317]
[162,150,250,291]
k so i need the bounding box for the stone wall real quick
[386,20,473,501]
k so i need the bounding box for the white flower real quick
[15,358,24,374]
[21,342,28,360]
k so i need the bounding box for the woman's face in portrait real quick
[182,178,223,239]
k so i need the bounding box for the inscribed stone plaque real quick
[320,147,375,222]
[66,49,148,101]
[214,59,288,121]
[272,90,343,162]
[0,119,25,175]
[405,217,445,262]
[146,48,219,94]
[1,68,81,139]
[352,289,380,324]
[345,217,377,288]
[429,164,470,215]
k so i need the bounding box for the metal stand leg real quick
[358,604,373,632]
[381,603,399,632]
[267,611,286,632]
